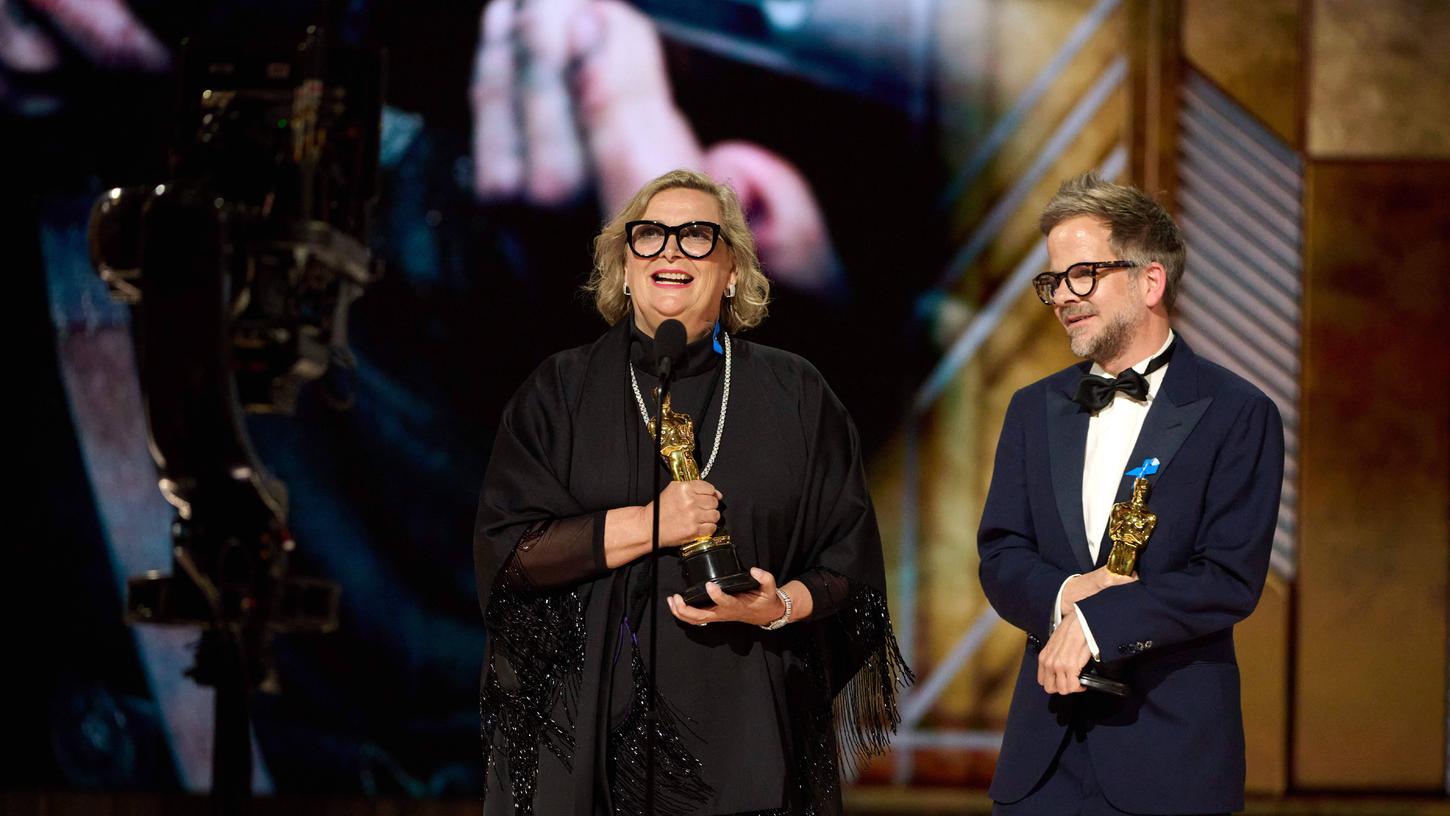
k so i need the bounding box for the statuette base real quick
[679,542,760,608]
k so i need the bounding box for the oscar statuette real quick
[1079,457,1160,696]
[651,391,760,607]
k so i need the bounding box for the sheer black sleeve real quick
[498,510,609,591]
[795,567,853,620]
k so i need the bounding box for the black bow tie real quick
[1073,340,1176,413]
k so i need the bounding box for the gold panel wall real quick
[1183,0,1302,146]
[1295,161,1450,789]
[1307,0,1450,158]
[1180,0,1303,793]
[1238,576,1291,793]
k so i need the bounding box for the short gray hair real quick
[1039,172,1186,309]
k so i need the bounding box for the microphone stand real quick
[645,360,671,816]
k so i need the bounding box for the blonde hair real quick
[586,168,770,331]
[1039,172,1187,309]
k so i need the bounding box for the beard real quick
[1070,304,1144,362]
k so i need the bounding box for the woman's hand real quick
[649,479,721,547]
[603,480,719,568]
[667,567,788,627]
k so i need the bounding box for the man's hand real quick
[1059,565,1137,618]
[1038,609,1093,695]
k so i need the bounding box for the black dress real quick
[474,317,910,815]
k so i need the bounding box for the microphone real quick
[645,316,685,815]
[653,319,687,381]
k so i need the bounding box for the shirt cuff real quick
[1073,605,1102,661]
[1051,574,1080,631]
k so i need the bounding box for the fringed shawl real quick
[474,319,911,814]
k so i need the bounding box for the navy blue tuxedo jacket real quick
[978,340,1284,814]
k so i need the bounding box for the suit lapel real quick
[1094,342,1215,562]
[1046,369,1096,572]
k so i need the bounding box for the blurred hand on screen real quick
[469,0,840,293]
[470,0,700,208]
[704,141,842,294]
[1,0,169,114]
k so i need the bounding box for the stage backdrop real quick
[16,0,1449,800]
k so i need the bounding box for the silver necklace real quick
[629,331,731,478]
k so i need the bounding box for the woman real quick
[474,169,909,814]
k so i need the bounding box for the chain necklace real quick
[629,331,731,478]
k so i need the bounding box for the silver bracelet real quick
[759,588,793,631]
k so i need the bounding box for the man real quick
[978,172,1284,815]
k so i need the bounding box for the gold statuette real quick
[1079,458,1160,696]
[651,391,701,480]
[649,391,724,557]
[1106,475,1157,575]
[647,389,759,606]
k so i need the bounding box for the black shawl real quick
[474,318,910,815]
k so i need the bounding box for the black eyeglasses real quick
[1032,260,1138,305]
[625,220,722,259]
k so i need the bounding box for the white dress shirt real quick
[1053,330,1175,659]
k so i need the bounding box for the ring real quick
[696,622,708,627]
